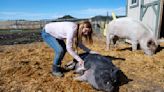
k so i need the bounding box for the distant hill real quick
[91,15,126,21]
[57,15,77,19]
[0,15,126,30]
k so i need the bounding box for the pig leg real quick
[74,70,89,81]
[65,60,76,70]
[131,41,138,51]
[106,34,110,50]
[113,36,119,48]
[106,35,114,50]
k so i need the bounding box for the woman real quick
[41,21,97,77]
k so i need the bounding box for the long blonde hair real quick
[75,21,93,48]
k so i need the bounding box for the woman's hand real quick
[79,60,84,67]
[78,60,85,70]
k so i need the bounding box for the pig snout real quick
[142,39,158,56]
[144,50,154,56]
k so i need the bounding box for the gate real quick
[140,0,160,38]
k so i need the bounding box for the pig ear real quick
[147,39,155,48]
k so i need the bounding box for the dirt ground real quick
[0,37,164,92]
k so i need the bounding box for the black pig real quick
[65,53,128,92]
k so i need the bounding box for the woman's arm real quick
[66,30,84,63]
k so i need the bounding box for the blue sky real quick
[0,0,126,20]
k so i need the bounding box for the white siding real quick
[127,0,141,19]
[127,0,161,38]
[142,0,159,36]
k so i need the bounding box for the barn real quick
[126,0,164,39]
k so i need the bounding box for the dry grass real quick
[0,36,164,92]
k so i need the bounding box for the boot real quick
[52,65,64,77]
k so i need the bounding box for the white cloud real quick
[60,7,126,18]
[0,7,126,20]
[72,7,126,18]
[0,12,60,20]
